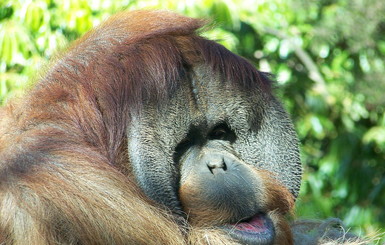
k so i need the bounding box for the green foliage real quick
[1,0,384,240]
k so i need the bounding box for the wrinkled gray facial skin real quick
[127,65,301,217]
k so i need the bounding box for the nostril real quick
[207,159,227,174]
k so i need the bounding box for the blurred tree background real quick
[0,0,384,241]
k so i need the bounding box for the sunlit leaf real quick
[363,127,385,145]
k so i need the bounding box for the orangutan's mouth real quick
[223,213,275,245]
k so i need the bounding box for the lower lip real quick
[223,213,275,244]
[232,213,270,233]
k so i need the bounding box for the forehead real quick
[188,66,256,125]
[143,65,267,134]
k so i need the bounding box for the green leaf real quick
[363,127,385,145]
